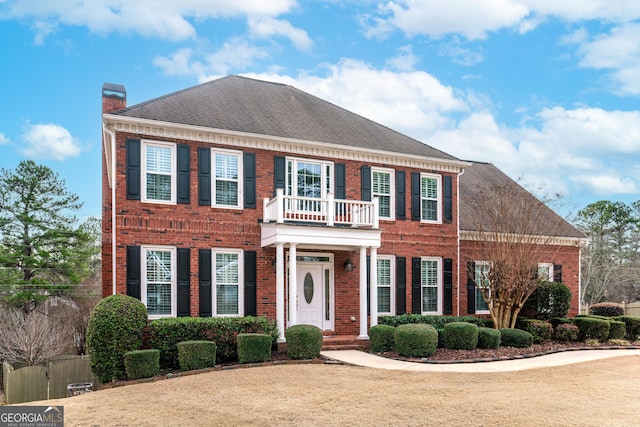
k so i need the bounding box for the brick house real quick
[101,75,585,341]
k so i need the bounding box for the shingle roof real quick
[111,75,459,161]
[459,162,585,239]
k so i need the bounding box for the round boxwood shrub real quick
[477,327,501,349]
[608,320,627,340]
[286,324,323,360]
[394,324,438,357]
[617,316,640,340]
[237,333,272,364]
[124,349,160,380]
[518,319,553,343]
[86,294,148,383]
[554,323,579,342]
[589,302,624,317]
[443,322,478,350]
[573,317,610,342]
[368,324,396,352]
[499,328,534,348]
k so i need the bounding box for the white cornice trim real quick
[102,114,471,173]
[460,230,588,247]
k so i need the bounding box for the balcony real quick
[263,189,379,228]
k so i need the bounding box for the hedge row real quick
[379,314,491,329]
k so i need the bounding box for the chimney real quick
[102,83,126,113]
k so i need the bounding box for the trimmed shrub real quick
[477,327,501,349]
[379,314,491,329]
[177,340,217,371]
[237,333,272,364]
[589,302,624,317]
[573,317,610,341]
[149,316,278,368]
[394,324,438,357]
[443,322,478,350]
[499,328,534,348]
[286,324,323,360]
[554,323,579,342]
[616,316,640,340]
[369,325,396,352]
[521,281,572,320]
[549,317,572,330]
[86,294,148,383]
[608,320,627,340]
[518,319,553,343]
[124,349,160,380]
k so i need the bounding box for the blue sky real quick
[1,0,639,223]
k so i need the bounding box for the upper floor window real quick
[142,141,176,203]
[286,158,333,199]
[142,246,176,318]
[421,173,442,223]
[213,149,243,208]
[372,168,394,219]
[421,257,442,314]
[377,256,395,315]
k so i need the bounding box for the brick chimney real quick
[102,83,126,113]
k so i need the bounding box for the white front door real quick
[297,264,324,329]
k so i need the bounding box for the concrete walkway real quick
[320,349,640,372]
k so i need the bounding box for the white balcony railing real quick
[263,188,379,228]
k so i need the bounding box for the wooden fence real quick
[2,355,95,404]
[579,301,640,317]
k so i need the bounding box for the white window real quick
[372,168,394,220]
[421,173,442,223]
[213,249,244,316]
[421,257,442,314]
[377,256,395,315]
[142,246,176,318]
[538,263,554,281]
[286,157,333,200]
[142,141,176,204]
[474,261,490,313]
[212,149,243,208]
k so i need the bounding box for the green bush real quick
[286,324,323,360]
[369,325,396,352]
[549,317,572,330]
[124,349,160,380]
[477,327,501,349]
[573,317,610,341]
[589,302,624,317]
[237,333,272,364]
[608,320,627,340]
[86,294,148,383]
[518,319,553,343]
[394,324,438,357]
[149,316,278,368]
[499,328,534,348]
[443,322,478,350]
[554,323,579,342]
[616,316,640,340]
[177,340,217,371]
[379,314,491,329]
[521,281,572,320]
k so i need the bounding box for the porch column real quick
[276,244,285,342]
[288,244,297,328]
[358,246,368,339]
[369,247,378,327]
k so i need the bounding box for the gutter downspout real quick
[456,168,465,317]
[102,123,117,295]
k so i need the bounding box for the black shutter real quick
[177,144,190,204]
[198,148,211,206]
[274,156,286,192]
[126,138,141,200]
[443,258,453,315]
[553,264,563,283]
[366,255,371,315]
[177,248,191,316]
[443,175,452,223]
[199,249,212,317]
[244,153,256,209]
[335,163,346,199]
[411,172,420,221]
[244,251,257,316]
[396,170,406,220]
[411,257,421,313]
[361,165,371,202]
[467,262,476,315]
[396,257,406,315]
[126,246,141,300]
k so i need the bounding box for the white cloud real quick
[570,173,638,196]
[437,38,484,66]
[20,124,83,161]
[385,45,419,71]
[248,16,312,51]
[0,132,9,145]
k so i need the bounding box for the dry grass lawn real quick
[19,355,640,427]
